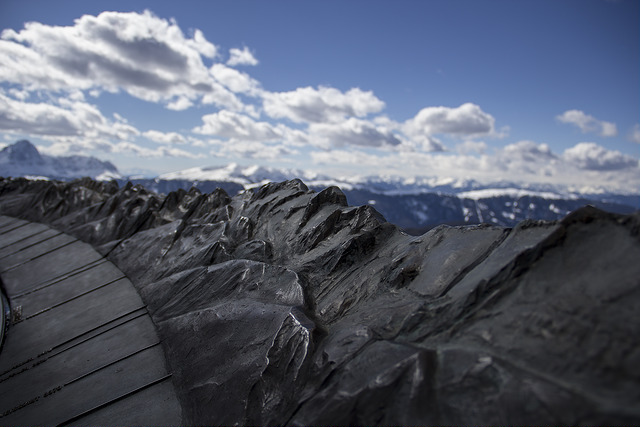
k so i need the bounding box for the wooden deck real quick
[0,215,182,426]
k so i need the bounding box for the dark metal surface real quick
[1,178,640,425]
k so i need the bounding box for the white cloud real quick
[8,88,29,100]
[0,92,204,160]
[311,148,501,181]
[0,10,248,111]
[194,108,441,153]
[210,139,298,160]
[187,136,207,147]
[2,10,634,192]
[262,86,385,123]
[40,139,203,159]
[0,93,81,136]
[311,149,383,168]
[308,118,403,149]
[404,103,497,139]
[166,97,194,111]
[159,146,205,159]
[601,122,617,137]
[38,140,112,156]
[456,140,488,154]
[113,112,128,123]
[411,135,447,152]
[0,92,139,140]
[491,140,559,176]
[210,63,261,95]
[193,110,282,141]
[629,124,640,144]
[112,142,204,158]
[556,110,618,137]
[200,85,246,112]
[562,142,638,171]
[226,46,259,66]
[501,140,556,162]
[311,140,640,193]
[142,130,187,144]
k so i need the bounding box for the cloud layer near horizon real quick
[0,10,638,193]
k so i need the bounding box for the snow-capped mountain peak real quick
[158,163,329,188]
[1,140,44,164]
[0,140,121,180]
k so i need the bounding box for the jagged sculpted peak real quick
[0,177,639,425]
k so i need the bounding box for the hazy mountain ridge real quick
[153,162,640,198]
[121,167,639,232]
[343,189,637,233]
[2,140,637,232]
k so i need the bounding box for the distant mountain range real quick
[124,163,639,233]
[1,140,637,233]
[0,140,119,180]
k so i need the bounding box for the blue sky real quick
[0,0,638,192]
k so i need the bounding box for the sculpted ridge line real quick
[0,176,639,425]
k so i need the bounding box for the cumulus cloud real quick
[8,88,29,100]
[166,97,194,111]
[193,110,282,141]
[456,140,487,155]
[4,9,635,191]
[0,10,247,111]
[629,124,640,144]
[0,91,208,160]
[562,142,638,171]
[193,110,310,149]
[262,86,385,123]
[41,139,203,159]
[311,149,383,168]
[0,92,138,140]
[501,140,556,163]
[143,130,187,144]
[226,47,259,66]
[210,63,261,95]
[210,139,298,160]
[556,110,617,137]
[311,139,640,194]
[108,142,204,158]
[0,94,79,136]
[273,139,640,191]
[489,140,560,176]
[404,103,497,140]
[187,137,207,148]
[195,100,497,154]
[0,10,505,161]
[308,118,402,149]
[311,149,499,181]
[38,140,112,156]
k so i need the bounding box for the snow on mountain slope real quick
[456,188,575,200]
[158,163,333,189]
[4,143,632,232]
[156,163,607,199]
[144,163,638,233]
[0,140,120,180]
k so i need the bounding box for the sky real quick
[0,0,638,193]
